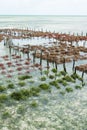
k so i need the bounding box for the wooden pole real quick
[52,58,54,67]
[63,57,66,72]
[40,50,42,65]
[55,59,57,70]
[82,70,84,79]
[55,62,57,70]
[72,58,75,71]
[74,67,77,74]
[47,53,49,68]
[27,51,29,60]
[9,46,11,55]
[33,49,36,64]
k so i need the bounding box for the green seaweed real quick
[71,73,83,81]
[30,87,40,96]
[28,80,34,83]
[63,75,75,83]
[18,75,32,80]
[6,80,11,83]
[62,80,68,86]
[65,87,73,92]
[20,89,31,97]
[30,100,38,107]
[60,91,66,95]
[17,106,25,114]
[56,72,62,77]
[43,70,49,76]
[18,81,26,87]
[31,87,40,93]
[49,80,60,89]
[57,79,68,86]
[2,111,11,119]
[49,80,58,86]
[51,68,57,73]
[49,74,55,79]
[0,94,8,103]
[39,83,50,90]
[78,77,83,82]
[40,76,46,81]
[82,82,85,86]
[10,87,40,101]
[75,85,82,89]
[11,91,24,100]
[0,86,6,92]
[10,89,29,100]
[7,83,14,89]
[57,79,64,83]
[59,70,67,76]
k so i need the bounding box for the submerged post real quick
[82,70,84,79]
[9,45,11,55]
[40,50,43,65]
[74,67,77,74]
[55,62,57,70]
[47,53,49,68]
[27,44,30,60]
[27,51,29,60]
[4,37,6,46]
[63,57,66,72]
[55,57,57,70]
[52,57,55,67]
[33,49,36,64]
[72,58,75,71]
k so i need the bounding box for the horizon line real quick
[0,14,87,16]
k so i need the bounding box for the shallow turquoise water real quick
[0,38,87,130]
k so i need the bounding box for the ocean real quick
[0,15,87,34]
[0,15,87,130]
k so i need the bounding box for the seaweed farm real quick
[0,29,87,130]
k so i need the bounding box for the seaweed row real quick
[0,68,85,104]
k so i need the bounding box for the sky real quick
[0,0,87,15]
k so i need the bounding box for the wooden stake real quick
[74,67,77,74]
[82,71,84,79]
[9,46,11,55]
[33,49,36,64]
[40,50,42,65]
[72,58,75,71]
[63,58,66,72]
[47,53,49,68]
